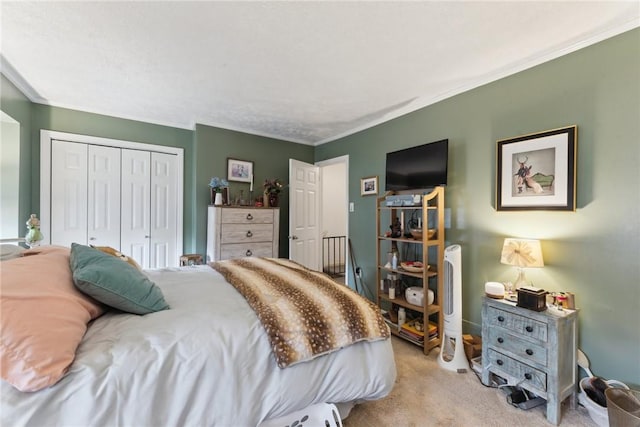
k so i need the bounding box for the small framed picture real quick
[361,176,378,196]
[496,125,577,211]
[227,158,253,183]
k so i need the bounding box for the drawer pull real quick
[497,316,505,322]
[496,359,503,366]
[526,349,534,356]
[246,213,253,220]
[524,373,532,380]
[525,326,533,333]
[246,230,253,238]
[497,337,504,344]
[245,250,253,257]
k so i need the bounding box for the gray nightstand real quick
[481,297,578,425]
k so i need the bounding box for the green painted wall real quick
[315,28,640,385]
[193,123,314,258]
[1,75,32,235]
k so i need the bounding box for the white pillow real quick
[0,244,25,261]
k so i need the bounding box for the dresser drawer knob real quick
[524,373,532,380]
[496,359,503,366]
[525,326,533,333]
[497,337,504,344]
[526,349,534,356]
[246,213,253,220]
[246,230,253,238]
[497,316,505,322]
[246,249,253,256]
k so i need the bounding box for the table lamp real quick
[500,238,544,289]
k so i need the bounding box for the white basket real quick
[579,377,629,427]
[258,403,343,427]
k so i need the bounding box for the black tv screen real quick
[385,139,448,191]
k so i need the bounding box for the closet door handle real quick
[497,316,505,322]
[246,213,253,221]
[525,326,533,333]
[245,250,253,257]
[246,230,253,238]
[526,349,534,356]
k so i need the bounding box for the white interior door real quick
[87,145,121,248]
[289,159,320,271]
[149,152,177,268]
[51,140,88,247]
[121,149,151,268]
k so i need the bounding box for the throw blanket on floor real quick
[211,257,390,368]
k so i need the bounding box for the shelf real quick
[379,293,441,315]
[379,265,437,279]
[376,186,445,355]
[379,205,438,211]
[377,235,440,246]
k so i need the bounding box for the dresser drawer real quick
[487,306,548,343]
[221,209,274,224]
[487,349,547,392]
[488,328,548,367]
[220,224,273,244]
[220,242,274,259]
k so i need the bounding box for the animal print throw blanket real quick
[211,257,390,368]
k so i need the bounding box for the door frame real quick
[39,130,184,260]
[315,155,349,280]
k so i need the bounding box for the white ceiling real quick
[1,1,638,145]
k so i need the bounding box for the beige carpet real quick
[343,337,596,427]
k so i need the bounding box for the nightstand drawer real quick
[220,242,274,260]
[488,328,547,366]
[487,306,548,342]
[221,208,274,224]
[487,349,547,392]
[220,224,273,244]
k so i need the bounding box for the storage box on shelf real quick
[376,186,445,354]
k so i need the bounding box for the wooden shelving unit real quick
[376,186,445,354]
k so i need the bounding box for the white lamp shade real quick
[500,238,544,268]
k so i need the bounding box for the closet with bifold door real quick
[41,130,184,269]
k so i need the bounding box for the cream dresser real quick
[206,206,280,262]
[481,297,578,425]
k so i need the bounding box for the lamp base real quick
[513,268,530,289]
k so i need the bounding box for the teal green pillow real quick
[69,243,169,315]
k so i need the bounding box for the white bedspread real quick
[1,265,396,427]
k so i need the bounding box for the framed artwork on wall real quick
[227,158,253,183]
[361,176,378,196]
[496,125,577,211]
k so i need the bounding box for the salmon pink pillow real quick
[0,246,104,392]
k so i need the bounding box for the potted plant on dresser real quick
[209,177,229,206]
[263,178,285,207]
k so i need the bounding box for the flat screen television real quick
[385,139,448,191]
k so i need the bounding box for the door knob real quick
[289,235,299,240]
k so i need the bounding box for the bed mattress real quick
[1,265,396,426]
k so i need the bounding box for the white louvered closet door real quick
[121,149,151,268]
[51,140,88,247]
[149,152,177,269]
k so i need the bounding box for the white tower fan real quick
[438,244,469,372]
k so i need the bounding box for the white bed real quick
[1,257,396,426]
